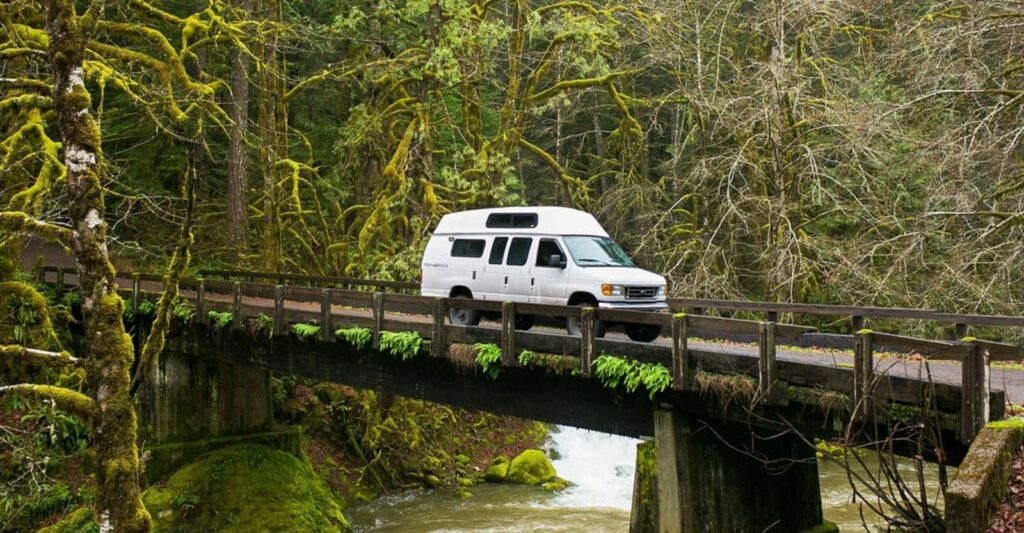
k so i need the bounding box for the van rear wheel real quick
[625,323,662,343]
[448,295,480,326]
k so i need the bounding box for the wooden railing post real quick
[961,340,990,442]
[955,323,968,340]
[851,315,864,333]
[580,307,596,378]
[372,292,384,349]
[320,289,334,342]
[55,267,65,295]
[131,272,141,316]
[431,298,447,358]
[671,313,690,390]
[196,277,206,322]
[501,301,517,366]
[854,329,874,420]
[231,281,241,330]
[273,285,285,336]
[758,321,778,403]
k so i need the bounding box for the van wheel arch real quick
[449,286,473,298]
[567,292,598,306]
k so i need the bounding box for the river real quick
[346,426,949,532]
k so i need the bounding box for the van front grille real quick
[626,286,658,299]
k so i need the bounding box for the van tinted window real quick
[489,237,508,264]
[485,213,538,229]
[451,239,485,258]
[506,237,533,266]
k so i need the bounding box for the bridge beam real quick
[651,410,824,533]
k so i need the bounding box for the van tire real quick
[515,314,535,331]
[448,295,480,326]
[566,304,606,338]
[625,324,662,343]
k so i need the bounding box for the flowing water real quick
[346,426,949,532]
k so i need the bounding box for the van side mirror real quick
[548,254,566,268]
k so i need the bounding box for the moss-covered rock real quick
[141,444,350,532]
[542,477,570,491]
[505,449,557,485]
[37,507,99,533]
[484,456,510,481]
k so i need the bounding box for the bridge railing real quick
[36,265,1023,443]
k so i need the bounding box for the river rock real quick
[506,449,557,485]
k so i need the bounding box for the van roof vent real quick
[485,212,538,229]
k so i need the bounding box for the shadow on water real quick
[347,426,950,532]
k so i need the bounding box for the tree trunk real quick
[227,2,250,261]
[45,1,151,531]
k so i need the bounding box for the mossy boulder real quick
[141,444,350,532]
[505,449,557,485]
[37,508,99,533]
[484,456,510,481]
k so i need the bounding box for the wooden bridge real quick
[38,265,1024,532]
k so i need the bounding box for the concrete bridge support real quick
[647,410,825,533]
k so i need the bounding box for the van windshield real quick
[564,236,635,267]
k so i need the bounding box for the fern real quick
[593,354,671,400]
[517,349,534,366]
[208,310,233,329]
[336,327,372,350]
[138,300,155,316]
[172,298,196,323]
[292,322,321,338]
[379,331,422,361]
[255,313,274,338]
[474,343,502,379]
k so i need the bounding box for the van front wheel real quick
[625,324,662,343]
[566,306,606,338]
[448,295,481,326]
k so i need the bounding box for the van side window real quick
[506,237,533,266]
[489,237,508,264]
[536,239,564,267]
[450,239,485,258]
[485,213,538,229]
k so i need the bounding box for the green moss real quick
[141,444,350,532]
[986,417,1024,430]
[37,507,99,533]
[0,281,63,381]
[484,459,509,481]
[505,449,557,485]
[542,477,570,491]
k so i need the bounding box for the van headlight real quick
[601,284,623,297]
[657,285,667,297]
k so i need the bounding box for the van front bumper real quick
[597,301,669,312]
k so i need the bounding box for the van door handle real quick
[472,271,476,280]
[504,276,508,285]
[531,278,535,286]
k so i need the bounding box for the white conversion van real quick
[420,206,668,342]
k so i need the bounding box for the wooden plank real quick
[686,315,761,336]
[668,297,1024,327]
[515,302,579,319]
[580,307,596,378]
[595,309,671,327]
[758,321,778,404]
[978,340,1024,362]
[320,289,334,342]
[431,299,447,358]
[449,298,503,313]
[238,282,277,300]
[381,294,433,315]
[775,324,816,343]
[196,278,206,322]
[961,341,990,443]
[273,285,285,336]
[501,302,517,366]
[671,314,689,390]
[231,282,241,330]
[197,269,419,291]
[330,289,374,308]
[854,331,874,420]
[131,273,141,316]
[871,332,967,360]
[282,286,322,304]
[372,292,385,349]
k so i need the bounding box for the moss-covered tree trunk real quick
[45,1,152,530]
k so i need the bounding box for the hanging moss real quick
[141,445,351,532]
[0,281,63,382]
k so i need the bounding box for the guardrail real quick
[37,265,1023,442]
